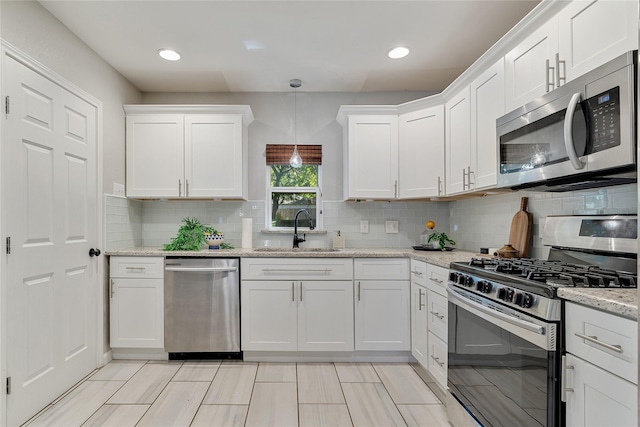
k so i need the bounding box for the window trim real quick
[266,166,323,231]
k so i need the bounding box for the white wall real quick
[141,91,433,201]
[1,0,142,195]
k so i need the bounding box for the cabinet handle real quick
[419,290,425,310]
[299,282,303,302]
[429,277,443,284]
[431,355,444,367]
[411,270,423,277]
[467,166,474,188]
[292,282,295,302]
[125,267,146,271]
[186,179,189,197]
[262,268,331,274]
[430,310,444,320]
[110,279,115,298]
[546,59,556,92]
[358,281,361,301]
[462,168,466,190]
[437,176,442,196]
[394,180,398,198]
[561,355,574,402]
[574,332,623,354]
[178,179,182,197]
[555,53,566,87]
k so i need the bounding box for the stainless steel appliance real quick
[497,51,636,192]
[447,215,637,427]
[164,257,241,358]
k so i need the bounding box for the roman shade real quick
[266,144,322,165]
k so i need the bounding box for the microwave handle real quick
[564,92,586,170]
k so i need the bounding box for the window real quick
[266,145,322,230]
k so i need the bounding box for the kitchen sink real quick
[253,247,339,252]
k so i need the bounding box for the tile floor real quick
[24,360,451,427]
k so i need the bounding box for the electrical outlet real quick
[360,220,369,233]
[385,220,399,234]
[113,183,125,197]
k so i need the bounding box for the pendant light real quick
[289,79,303,168]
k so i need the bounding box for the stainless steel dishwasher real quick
[164,257,240,358]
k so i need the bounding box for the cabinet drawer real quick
[410,259,427,286]
[566,302,637,384]
[426,264,448,296]
[354,258,409,280]
[427,290,448,342]
[428,331,447,390]
[110,256,164,279]
[241,258,353,281]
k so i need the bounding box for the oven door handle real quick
[564,92,586,170]
[447,287,546,335]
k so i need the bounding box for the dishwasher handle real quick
[165,266,238,273]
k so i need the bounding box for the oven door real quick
[447,286,561,427]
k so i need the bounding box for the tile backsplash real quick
[105,183,637,256]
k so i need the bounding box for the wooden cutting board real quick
[509,197,533,258]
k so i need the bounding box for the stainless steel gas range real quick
[446,215,637,427]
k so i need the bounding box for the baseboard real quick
[101,349,113,367]
[112,348,169,360]
[243,350,413,363]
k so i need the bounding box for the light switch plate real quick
[385,220,399,234]
[360,220,369,233]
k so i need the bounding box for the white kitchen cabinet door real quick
[184,114,244,198]
[411,282,428,368]
[505,18,559,112]
[427,332,448,391]
[346,115,399,199]
[558,0,638,83]
[470,58,504,190]
[126,114,184,198]
[427,289,448,343]
[110,278,164,349]
[445,86,471,195]
[298,281,354,351]
[241,281,297,351]
[398,105,445,198]
[564,354,637,427]
[354,280,410,351]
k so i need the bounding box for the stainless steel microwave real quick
[497,51,637,192]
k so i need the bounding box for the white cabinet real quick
[124,105,253,199]
[337,108,399,200]
[558,0,638,83]
[564,302,637,427]
[109,257,164,349]
[425,263,449,390]
[505,0,638,112]
[505,19,559,112]
[354,258,410,351]
[398,104,445,198]
[445,87,471,195]
[410,260,428,366]
[240,258,354,352]
[470,59,505,190]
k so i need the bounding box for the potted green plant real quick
[164,217,234,251]
[427,231,456,251]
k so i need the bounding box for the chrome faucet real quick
[293,209,315,248]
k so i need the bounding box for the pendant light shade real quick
[289,79,303,168]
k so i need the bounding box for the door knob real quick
[89,248,101,257]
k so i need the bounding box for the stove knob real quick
[497,287,512,301]
[514,292,534,308]
[456,274,465,285]
[449,272,458,283]
[480,281,493,293]
[463,276,475,287]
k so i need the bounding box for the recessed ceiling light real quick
[388,46,410,59]
[158,49,181,61]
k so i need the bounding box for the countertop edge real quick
[557,287,638,321]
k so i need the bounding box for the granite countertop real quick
[557,287,638,321]
[105,247,478,269]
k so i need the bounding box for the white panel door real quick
[445,87,471,195]
[559,0,638,82]
[354,280,410,351]
[565,354,637,427]
[125,114,184,198]
[110,278,164,348]
[4,55,99,426]
[470,58,504,190]
[411,282,428,367]
[184,114,243,198]
[505,18,559,111]
[240,281,297,351]
[347,115,398,199]
[298,281,354,351]
[398,105,445,198]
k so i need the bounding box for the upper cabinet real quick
[506,0,638,112]
[124,105,254,199]
[445,87,471,195]
[337,108,399,200]
[398,104,445,198]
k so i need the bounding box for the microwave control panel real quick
[586,86,621,153]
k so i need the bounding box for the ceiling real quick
[40,0,540,93]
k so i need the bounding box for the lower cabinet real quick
[241,280,354,352]
[109,256,164,349]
